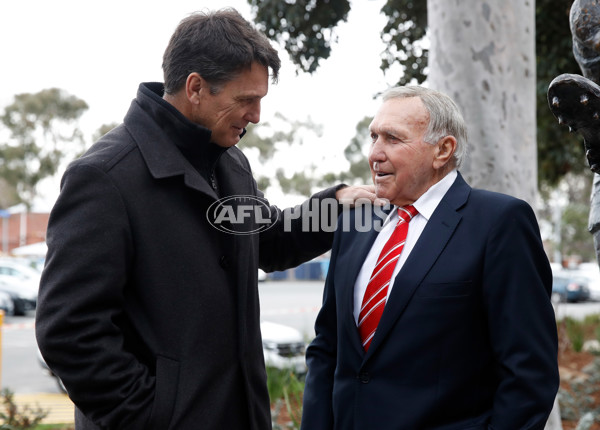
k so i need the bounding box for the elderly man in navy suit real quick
[301,86,559,430]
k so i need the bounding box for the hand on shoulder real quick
[336,185,387,208]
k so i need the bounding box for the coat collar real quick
[360,172,471,360]
[123,82,229,199]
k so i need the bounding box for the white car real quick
[0,275,37,315]
[261,321,307,374]
[258,269,267,282]
[0,290,14,316]
[0,259,40,314]
[40,319,309,393]
[568,263,600,301]
[0,258,41,283]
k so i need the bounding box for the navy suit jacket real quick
[302,173,559,430]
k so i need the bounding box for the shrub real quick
[558,358,600,425]
[565,317,586,352]
[0,388,48,429]
[266,367,304,430]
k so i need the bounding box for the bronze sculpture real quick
[548,0,600,262]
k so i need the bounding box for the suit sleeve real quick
[35,164,154,430]
[300,224,343,430]
[483,199,559,429]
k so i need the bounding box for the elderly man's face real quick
[368,97,439,207]
[194,62,269,148]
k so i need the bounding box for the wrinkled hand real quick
[335,185,388,208]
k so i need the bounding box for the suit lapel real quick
[363,174,470,359]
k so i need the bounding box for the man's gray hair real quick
[382,86,468,168]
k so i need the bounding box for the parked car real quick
[567,263,600,301]
[0,290,14,316]
[552,273,591,303]
[0,258,40,315]
[39,319,308,393]
[0,276,37,315]
[261,320,307,374]
[0,258,41,284]
[258,269,267,282]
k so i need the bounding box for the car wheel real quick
[12,299,25,316]
[551,292,566,303]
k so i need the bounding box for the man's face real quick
[368,97,438,207]
[194,62,269,148]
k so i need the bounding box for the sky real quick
[0,0,393,209]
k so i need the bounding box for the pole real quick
[0,310,4,389]
[2,217,7,255]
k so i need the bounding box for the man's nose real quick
[245,101,261,124]
[369,139,385,164]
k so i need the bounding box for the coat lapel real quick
[127,105,221,200]
[363,174,471,359]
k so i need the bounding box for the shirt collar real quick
[383,169,458,226]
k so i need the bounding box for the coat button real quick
[219,255,230,269]
[358,371,370,384]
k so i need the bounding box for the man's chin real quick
[212,135,240,148]
[375,187,402,207]
[374,185,390,201]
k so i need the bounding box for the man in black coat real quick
[35,9,376,430]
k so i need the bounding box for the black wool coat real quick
[36,83,340,430]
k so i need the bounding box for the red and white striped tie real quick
[358,205,418,351]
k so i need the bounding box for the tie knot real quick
[397,205,418,223]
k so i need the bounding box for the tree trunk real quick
[427,0,537,205]
[427,2,561,429]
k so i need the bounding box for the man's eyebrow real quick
[236,93,264,101]
[377,126,401,136]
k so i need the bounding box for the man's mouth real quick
[373,168,393,178]
[372,162,391,178]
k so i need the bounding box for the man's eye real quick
[370,133,377,142]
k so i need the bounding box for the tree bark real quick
[428,2,561,428]
[427,0,538,205]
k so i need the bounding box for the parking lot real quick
[1,278,600,425]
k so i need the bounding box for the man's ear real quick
[186,73,205,105]
[433,136,457,169]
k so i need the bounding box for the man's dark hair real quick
[162,8,281,95]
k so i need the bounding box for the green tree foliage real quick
[93,122,119,142]
[238,113,323,193]
[318,116,373,188]
[536,0,585,187]
[240,114,372,195]
[538,170,596,262]
[248,0,588,188]
[560,172,596,261]
[0,88,88,208]
[248,0,351,74]
[248,0,425,82]
[339,116,373,183]
[0,178,20,210]
[379,0,427,85]
[276,168,315,196]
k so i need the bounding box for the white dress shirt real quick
[353,170,458,324]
